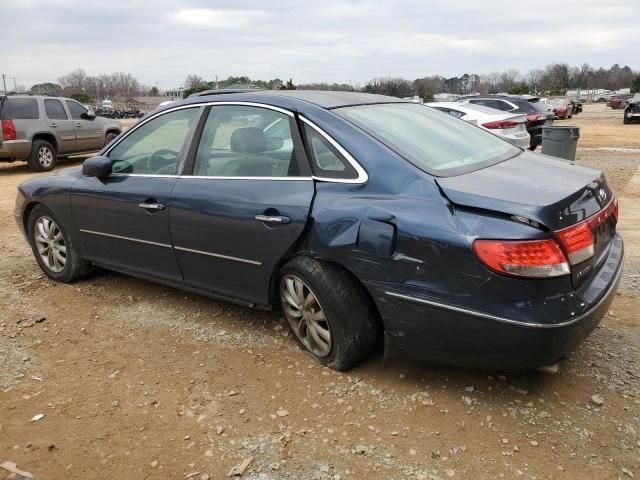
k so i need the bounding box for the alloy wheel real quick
[34,216,66,273]
[38,146,54,168]
[280,275,332,357]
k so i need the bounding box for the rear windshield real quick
[0,97,39,119]
[527,100,548,113]
[335,103,520,176]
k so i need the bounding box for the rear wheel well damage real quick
[272,250,386,335]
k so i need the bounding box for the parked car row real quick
[93,105,146,119]
[427,102,531,149]
[428,95,554,150]
[0,94,122,171]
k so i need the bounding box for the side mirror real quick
[82,156,112,178]
[81,111,96,120]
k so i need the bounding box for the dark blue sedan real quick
[14,91,623,371]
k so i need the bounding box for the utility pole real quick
[2,74,6,94]
[11,77,17,91]
[216,75,219,90]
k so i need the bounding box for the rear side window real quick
[302,124,357,180]
[527,100,548,113]
[44,99,68,120]
[0,98,39,119]
[65,101,88,120]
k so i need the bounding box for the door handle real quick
[139,202,165,211]
[50,123,58,128]
[255,214,290,224]
[75,123,82,127]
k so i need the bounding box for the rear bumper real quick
[367,234,624,371]
[0,139,31,160]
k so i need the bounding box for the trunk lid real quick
[436,151,612,231]
[437,151,617,285]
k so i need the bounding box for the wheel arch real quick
[31,133,58,152]
[272,249,386,335]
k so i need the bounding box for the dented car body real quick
[15,91,623,371]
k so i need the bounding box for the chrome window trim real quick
[110,173,180,178]
[79,229,172,248]
[179,176,313,181]
[299,116,369,184]
[384,257,623,329]
[174,246,262,266]
[103,101,294,157]
[101,102,368,184]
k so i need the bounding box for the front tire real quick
[28,140,57,172]
[623,112,630,124]
[279,256,379,371]
[104,131,118,147]
[27,205,92,282]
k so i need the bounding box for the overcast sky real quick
[1,0,638,90]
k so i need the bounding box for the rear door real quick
[71,106,202,283]
[65,100,103,151]
[43,99,76,153]
[169,104,314,305]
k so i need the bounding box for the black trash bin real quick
[541,126,580,163]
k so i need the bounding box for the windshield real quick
[550,98,567,106]
[632,94,640,103]
[335,103,519,176]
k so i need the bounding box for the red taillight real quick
[555,222,594,265]
[525,114,543,122]
[554,197,618,265]
[1,119,16,140]
[473,239,570,278]
[481,120,520,129]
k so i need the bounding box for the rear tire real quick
[27,205,92,282]
[623,113,630,124]
[279,256,379,371]
[28,140,56,172]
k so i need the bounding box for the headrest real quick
[229,127,267,154]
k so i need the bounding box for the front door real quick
[65,100,104,151]
[70,106,202,283]
[170,104,314,305]
[43,98,76,153]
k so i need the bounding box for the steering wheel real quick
[146,148,179,174]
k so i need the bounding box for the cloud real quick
[172,8,267,28]
[0,0,638,89]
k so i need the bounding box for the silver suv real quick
[0,94,122,171]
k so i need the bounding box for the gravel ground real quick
[0,108,639,480]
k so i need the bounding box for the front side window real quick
[65,101,88,120]
[44,99,68,120]
[193,105,299,177]
[336,103,519,176]
[108,107,199,175]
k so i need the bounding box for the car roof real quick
[184,90,407,110]
[460,95,541,102]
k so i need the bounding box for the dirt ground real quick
[1,107,639,480]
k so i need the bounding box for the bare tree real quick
[57,68,87,92]
[185,74,204,89]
